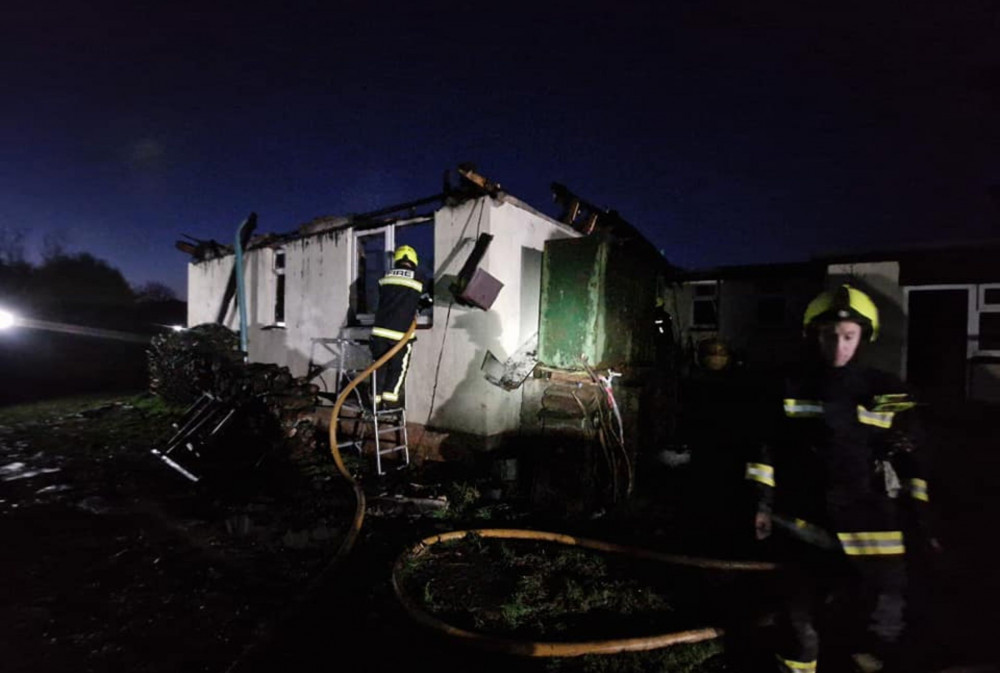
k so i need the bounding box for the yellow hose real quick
[327,319,417,560]
[391,528,777,657]
[324,319,777,657]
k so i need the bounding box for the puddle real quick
[36,484,72,494]
[3,467,62,482]
[77,496,115,515]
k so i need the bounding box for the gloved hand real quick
[418,293,434,310]
[754,510,772,540]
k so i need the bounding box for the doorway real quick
[906,289,969,403]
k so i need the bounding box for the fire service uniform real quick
[746,285,931,673]
[370,245,425,407]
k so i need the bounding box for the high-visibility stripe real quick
[386,342,412,402]
[378,276,423,292]
[745,462,775,487]
[857,405,894,428]
[778,655,817,672]
[872,393,917,412]
[837,530,905,555]
[783,399,824,417]
[371,326,415,341]
[909,478,929,502]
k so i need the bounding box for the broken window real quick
[273,248,286,327]
[690,281,719,329]
[351,220,434,326]
[353,229,388,324]
[394,221,434,326]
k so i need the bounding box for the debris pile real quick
[148,323,242,405]
[148,324,320,461]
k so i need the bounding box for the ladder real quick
[332,366,409,475]
[362,368,410,475]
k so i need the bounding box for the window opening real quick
[274,248,286,327]
[351,220,435,327]
[978,313,1000,351]
[394,221,434,325]
[690,281,719,329]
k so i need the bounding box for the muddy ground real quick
[0,394,997,673]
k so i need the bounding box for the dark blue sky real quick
[3,1,998,296]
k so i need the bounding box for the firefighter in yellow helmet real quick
[746,284,933,673]
[369,245,430,408]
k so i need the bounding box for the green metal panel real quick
[538,237,605,369]
[538,235,659,370]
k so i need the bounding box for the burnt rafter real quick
[175,235,231,261]
[350,165,502,225]
[550,182,676,272]
[550,182,626,236]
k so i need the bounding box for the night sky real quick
[4,1,998,297]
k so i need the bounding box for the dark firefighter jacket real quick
[371,268,424,341]
[746,361,930,556]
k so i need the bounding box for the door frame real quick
[902,284,976,398]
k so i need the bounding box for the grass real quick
[0,392,182,452]
[402,534,711,639]
[397,534,729,672]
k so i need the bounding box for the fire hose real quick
[327,320,777,658]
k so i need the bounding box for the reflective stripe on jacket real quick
[372,268,423,341]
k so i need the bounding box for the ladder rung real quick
[378,445,408,455]
[377,425,405,433]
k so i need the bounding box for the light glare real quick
[0,309,17,330]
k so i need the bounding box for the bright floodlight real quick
[0,309,17,330]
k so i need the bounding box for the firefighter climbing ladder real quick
[320,337,408,475]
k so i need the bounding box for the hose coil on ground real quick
[392,528,777,657]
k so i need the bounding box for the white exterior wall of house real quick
[188,255,237,329]
[186,195,576,438]
[410,196,577,436]
[187,228,354,383]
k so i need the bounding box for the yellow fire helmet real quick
[393,244,418,267]
[803,284,880,342]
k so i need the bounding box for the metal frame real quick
[901,284,977,398]
[150,393,237,482]
[351,226,394,326]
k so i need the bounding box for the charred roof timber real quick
[174,164,508,263]
[550,182,677,275]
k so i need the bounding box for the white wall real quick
[185,228,354,394]
[186,196,576,438]
[188,256,236,328]
[409,195,576,436]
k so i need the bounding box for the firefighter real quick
[746,284,933,673]
[370,244,429,409]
